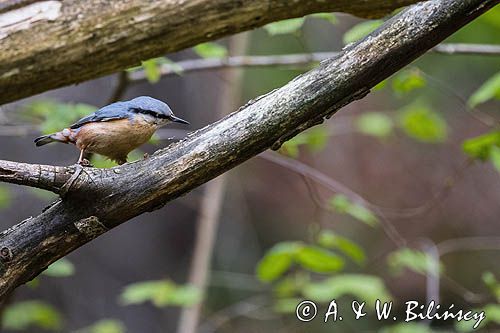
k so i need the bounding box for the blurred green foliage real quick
[380,323,434,333]
[463,131,500,174]
[0,185,11,210]
[391,69,427,96]
[329,194,378,227]
[25,100,97,134]
[455,304,500,332]
[399,104,448,143]
[264,13,337,36]
[141,58,163,83]
[295,245,345,273]
[482,272,500,301]
[74,319,126,333]
[468,71,500,107]
[264,18,305,36]
[120,280,200,307]
[310,13,338,25]
[91,150,145,168]
[302,274,392,304]
[281,126,328,157]
[317,230,366,265]
[2,301,62,331]
[455,273,500,331]
[132,57,183,83]
[343,20,383,44]
[355,112,394,138]
[193,42,228,58]
[257,241,344,282]
[463,131,500,160]
[387,247,442,276]
[43,258,75,277]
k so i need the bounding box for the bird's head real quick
[129,96,189,126]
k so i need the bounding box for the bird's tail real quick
[34,131,71,147]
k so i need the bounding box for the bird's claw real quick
[143,152,150,160]
[78,158,93,167]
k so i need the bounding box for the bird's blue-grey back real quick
[70,96,173,129]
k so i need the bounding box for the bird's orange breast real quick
[75,117,156,163]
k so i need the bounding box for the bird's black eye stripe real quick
[131,108,169,119]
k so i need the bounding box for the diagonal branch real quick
[0,0,497,299]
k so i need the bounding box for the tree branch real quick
[128,43,500,81]
[0,0,496,299]
[0,0,421,105]
[0,160,72,193]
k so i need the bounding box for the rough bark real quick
[0,0,497,298]
[0,0,421,105]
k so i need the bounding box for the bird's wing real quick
[70,102,131,129]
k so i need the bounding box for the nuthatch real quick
[34,96,189,165]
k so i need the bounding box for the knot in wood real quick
[0,247,12,261]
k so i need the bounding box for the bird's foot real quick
[143,152,150,160]
[78,158,93,167]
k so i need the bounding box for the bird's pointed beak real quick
[169,115,190,125]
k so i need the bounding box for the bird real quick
[34,96,189,165]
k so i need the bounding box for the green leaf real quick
[356,112,393,138]
[25,100,97,135]
[462,131,500,161]
[264,18,305,35]
[391,69,426,95]
[373,80,387,91]
[75,319,126,333]
[380,323,434,333]
[482,272,500,301]
[468,71,500,107]
[43,258,75,277]
[141,58,162,83]
[489,145,500,173]
[91,150,144,168]
[455,304,500,332]
[343,20,383,44]
[273,273,309,298]
[120,280,200,307]
[295,246,344,273]
[329,194,378,227]
[26,278,40,289]
[193,42,228,58]
[161,57,184,75]
[281,126,329,157]
[317,230,365,265]
[303,274,391,304]
[2,301,62,331]
[310,13,337,24]
[387,248,442,276]
[257,242,300,282]
[273,298,302,314]
[0,185,11,210]
[399,105,447,143]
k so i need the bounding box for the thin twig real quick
[259,151,407,247]
[432,43,500,56]
[128,44,500,82]
[437,237,500,256]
